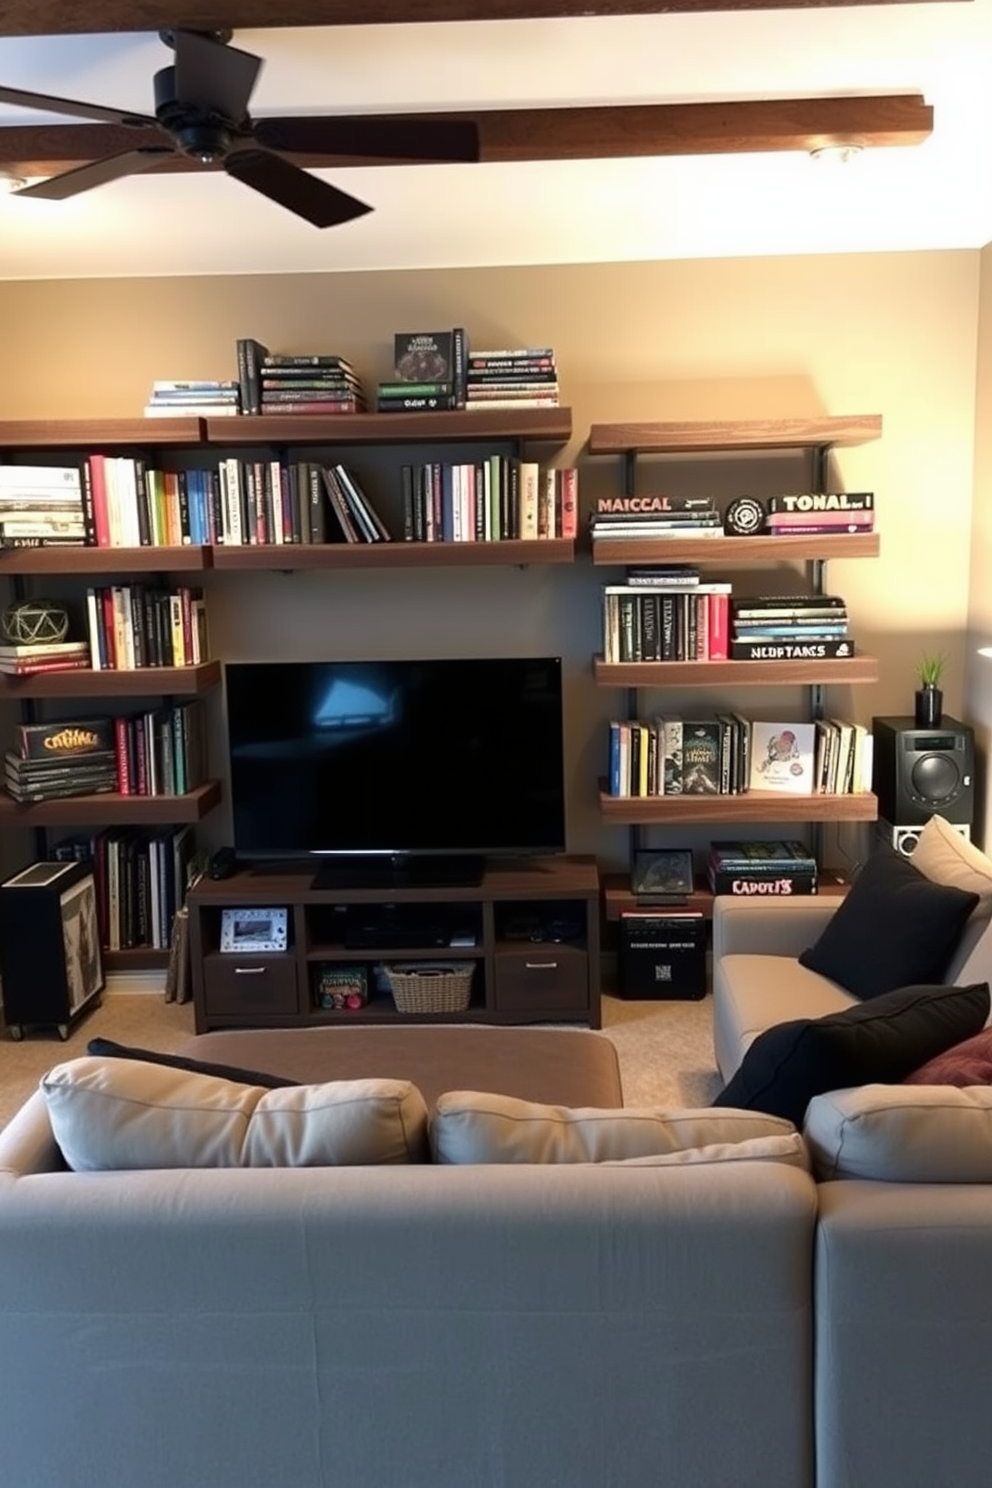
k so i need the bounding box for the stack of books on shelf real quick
[707,839,819,897]
[5,718,118,803]
[603,570,730,662]
[400,458,577,542]
[590,494,722,542]
[0,464,88,548]
[0,640,92,677]
[260,353,367,416]
[53,824,200,953]
[765,492,875,537]
[143,380,240,418]
[730,593,854,660]
[85,583,208,670]
[465,347,559,410]
[607,714,868,799]
[235,338,368,416]
[377,329,467,412]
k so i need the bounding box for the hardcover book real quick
[748,722,818,793]
[394,331,455,383]
[680,720,723,795]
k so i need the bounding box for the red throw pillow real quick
[905,1026,992,1086]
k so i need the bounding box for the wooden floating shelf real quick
[0,418,205,448]
[211,539,575,570]
[0,779,222,827]
[593,655,879,687]
[205,407,573,446]
[592,533,879,565]
[587,415,882,456]
[0,661,221,699]
[0,545,211,575]
[599,786,878,826]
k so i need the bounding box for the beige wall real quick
[0,251,982,870]
[966,240,992,847]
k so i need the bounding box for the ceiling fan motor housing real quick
[153,65,236,161]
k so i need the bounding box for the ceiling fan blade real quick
[171,30,262,122]
[0,82,155,129]
[254,115,480,164]
[224,148,372,227]
[15,146,174,200]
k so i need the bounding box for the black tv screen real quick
[223,657,566,882]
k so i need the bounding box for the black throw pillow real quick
[86,1037,298,1090]
[712,980,990,1127]
[797,847,979,999]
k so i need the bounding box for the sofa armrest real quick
[0,1090,65,1176]
[712,896,840,961]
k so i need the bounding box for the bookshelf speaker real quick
[871,715,974,829]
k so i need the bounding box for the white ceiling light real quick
[0,168,27,193]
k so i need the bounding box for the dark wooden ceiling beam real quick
[0,96,933,177]
[0,0,970,35]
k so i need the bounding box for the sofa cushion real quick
[607,1133,809,1170]
[42,1056,429,1170]
[87,1036,298,1090]
[912,812,992,920]
[430,1090,796,1164]
[904,1025,992,1086]
[805,1082,992,1182]
[797,848,979,999]
[711,980,990,1127]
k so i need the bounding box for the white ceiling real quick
[0,5,990,280]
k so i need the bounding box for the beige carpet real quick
[0,991,722,1132]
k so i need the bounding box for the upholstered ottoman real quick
[177,1023,624,1110]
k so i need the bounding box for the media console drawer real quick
[202,954,300,1018]
[494,946,587,1012]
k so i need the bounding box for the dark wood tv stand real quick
[188,855,601,1032]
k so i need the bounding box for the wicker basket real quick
[383,961,474,1015]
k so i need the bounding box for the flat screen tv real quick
[223,657,566,888]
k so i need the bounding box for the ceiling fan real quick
[0,28,934,227]
[0,29,481,227]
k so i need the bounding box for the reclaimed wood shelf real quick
[0,779,222,828]
[599,784,878,826]
[211,538,574,570]
[593,654,879,687]
[591,532,879,565]
[587,415,882,456]
[0,661,221,699]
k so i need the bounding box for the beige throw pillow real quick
[42,1056,429,1170]
[913,813,992,918]
[805,1082,992,1182]
[431,1090,796,1164]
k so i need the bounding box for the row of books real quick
[603,584,730,662]
[707,839,819,895]
[85,584,208,671]
[52,825,201,952]
[113,702,208,799]
[607,716,872,799]
[401,460,578,543]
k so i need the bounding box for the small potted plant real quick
[916,650,946,726]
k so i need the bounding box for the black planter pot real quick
[915,685,943,727]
